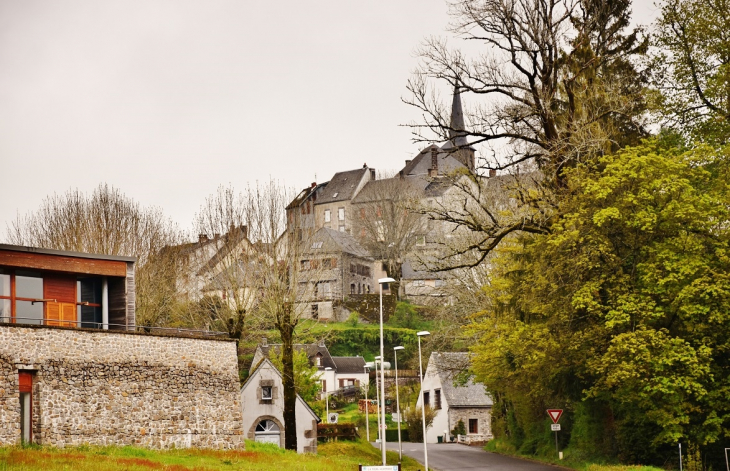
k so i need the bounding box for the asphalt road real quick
[373,441,561,471]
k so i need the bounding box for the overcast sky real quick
[0,0,661,238]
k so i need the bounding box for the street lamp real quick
[393,345,405,463]
[364,364,370,442]
[417,331,430,471]
[324,367,332,421]
[378,277,395,466]
[374,356,382,446]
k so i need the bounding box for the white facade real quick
[241,358,320,453]
[417,352,493,444]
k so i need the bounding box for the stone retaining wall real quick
[0,324,243,449]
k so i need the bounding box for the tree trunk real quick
[279,306,298,451]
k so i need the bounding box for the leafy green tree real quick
[271,348,322,405]
[653,0,730,142]
[470,137,730,461]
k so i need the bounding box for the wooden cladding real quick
[44,276,76,304]
[46,302,77,327]
[18,372,32,393]
[0,250,127,277]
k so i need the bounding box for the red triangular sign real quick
[547,409,563,424]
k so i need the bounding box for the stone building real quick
[240,358,320,453]
[0,324,243,448]
[0,244,243,449]
[297,227,375,321]
[417,352,493,445]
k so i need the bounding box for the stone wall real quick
[0,324,243,449]
[450,407,492,444]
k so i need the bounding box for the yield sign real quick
[547,409,563,424]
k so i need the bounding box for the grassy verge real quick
[484,438,665,471]
[0,439,422,471]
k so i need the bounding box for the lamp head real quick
[417,331,430,337]
[394,346,405,351]
[378,277,396,284]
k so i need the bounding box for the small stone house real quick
[298,227,374,321]
[417,352,493,444]
[241,358,320,453]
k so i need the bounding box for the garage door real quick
[254,420,280,445]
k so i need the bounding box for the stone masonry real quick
[0,324,244,449]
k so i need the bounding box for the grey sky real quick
[0,0,660,237]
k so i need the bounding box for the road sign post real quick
[547,409,564,457]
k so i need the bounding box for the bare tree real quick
[404,0,647,268]
[5,183,185,326]
[351,174,425,291]
[191,181,324,451]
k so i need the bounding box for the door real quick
[18,372,32,443]
[254,420,281,445]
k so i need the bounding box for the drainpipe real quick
[102,277,109,330]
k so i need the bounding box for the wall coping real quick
[0,322,236,342]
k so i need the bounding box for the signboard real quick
[547,409,563,424]
[359,466,401,471]
[391,412,401,423]
[551,424,561,431]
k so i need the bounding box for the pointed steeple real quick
[449,83,468,148]
[446,83,475,171]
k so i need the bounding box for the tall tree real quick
[653,0,730,142]
[404,0,648,269]
[5,183,184,326]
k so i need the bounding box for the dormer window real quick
[315,353,322,366]
[262,386,273,400]
[332,193,339,198]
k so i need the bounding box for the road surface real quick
[372,441,561,471]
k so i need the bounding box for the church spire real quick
[449,83,468,148]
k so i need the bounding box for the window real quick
[323,258,331,269]
[413,280,425,287]
[469,419,478,434]
[320,380,327,393]
[311,304,319,320]
[19,371,32,444]
[350,283,356,294]
[315,353,322,366]
[435,389,442,410]
[311,241,323,249]
[262,386,273,400]
[423,391,430,407]
[324,209,331,222]
[338,207,345,220]
[300,260,310,270]
[339,225,345,232]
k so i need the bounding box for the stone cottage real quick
[241,358,320,453]
[417,352,493,444]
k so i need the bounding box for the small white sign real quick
[360,467,399,471]
[328,413,338,424]
[551,424,561,431]
[391,412,401,423]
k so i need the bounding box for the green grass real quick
[0,439,423,471]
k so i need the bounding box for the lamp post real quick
[417,330,430,471]
[374,355,382,446]
[324,367,332,421]
[378,277,395,466]
[364,364,370,442]
[393,345,405,463]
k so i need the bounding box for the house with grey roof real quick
[297,226,375,321]
[313,166,375,235]
[251,339,368,401]
[416,352,493,444]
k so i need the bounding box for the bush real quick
[402,406,436,442]
[385,429,410,442]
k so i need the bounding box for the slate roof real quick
[286,182,328,210]
[257,343,338,370]
[242,358,321,423]
[428,352,493,407]
[331,356,367,374]
[306,227,371,259]
[401,144,466,178]
[316,168,370,204]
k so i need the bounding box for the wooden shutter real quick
[46,302,61,326]
[18,372,32,393]
[61,302,76,327]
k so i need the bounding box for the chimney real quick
[261,337,267,347]
[489,169,497,178]
[399,170,404,180]
[241,225,248,238]
[370,168,376,180]
[311,182,316,189]
[318,339,325,348]
[198,234,208,243]
[429,147,439,178]
[405,159,411,166]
